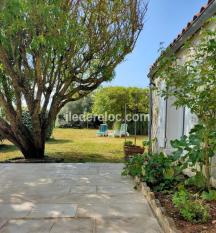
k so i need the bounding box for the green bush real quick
[185,172,208,191]
[142,153,183,191]
[201,190,216,201]
[171,124,216,190]
[122,154,146,177]
[22,111,53,140]
[122,152,184,191]
[172,188,210,223]
[124,140,134,146]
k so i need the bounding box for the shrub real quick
[185,172,208,191]
[171,124,216,191]
[122,151,184,191]
[142,152,183,191]
[124,141,134,146]
[201,190,216,201]
[122,154,146,177]
[172,188,210,223]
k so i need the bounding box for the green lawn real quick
[0,128,147,162]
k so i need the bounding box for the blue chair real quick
[96,124,108,137]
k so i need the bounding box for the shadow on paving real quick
[0,163,163,232]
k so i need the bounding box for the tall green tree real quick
[93,86,149,117]
[60,95,93,116]
[0,0,147,159]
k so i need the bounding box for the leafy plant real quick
[143,140,150,147]
[172,188,210,223]
[142,152,184,191]
[122,154,146,177]
[158,25,216,190]
[124,141,134,146]
[201,190,216,201]
[171,124,216,190]
[185,172,208,190]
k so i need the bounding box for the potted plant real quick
[123,140,144,160]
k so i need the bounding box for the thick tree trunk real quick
[11,124,46,160]
[20,145,45,159]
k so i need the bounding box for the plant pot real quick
[124,145,144,160]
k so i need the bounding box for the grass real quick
[0,128,147,162]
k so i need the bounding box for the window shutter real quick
[157,81,166,148]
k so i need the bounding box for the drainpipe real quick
[148,74,155,154]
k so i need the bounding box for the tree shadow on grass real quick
[0,144,18,153]
[48,151,124,163]
[46,138,72,144]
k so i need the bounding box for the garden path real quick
[0,163,162,233]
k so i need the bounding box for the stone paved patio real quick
[0,163,163,233]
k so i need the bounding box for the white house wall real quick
[164,96,184,153]
[150,17,216,184]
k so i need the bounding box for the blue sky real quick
[104,0,207,88]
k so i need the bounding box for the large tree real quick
[0,0,147,159]
[92,86,149,117]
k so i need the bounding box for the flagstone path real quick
[0,163,163,233]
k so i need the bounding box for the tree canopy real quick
[0,0,147,158]
[92,86,149,117]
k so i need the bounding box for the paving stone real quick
[0,219,7,230]
[70,186,96,194]
[77,201,153,218]
[27,204,77,218]
[96,218,163,233]
[50,193,148,205]
[97,185,134,194]
[50,219,94,233]
[0,220,52,233]
[0,203,33,219]
[0,163,163,232]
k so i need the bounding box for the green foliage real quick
[93,86,149,117]
[59,95,93,116]
[159,27,216,122]
[21,111,33,131]
[122,151,184,191]
[22,111,53,140]
[0,0,146,158]
[172,188,210,223]
[171,124,216,165]
[201,190,216,201]
[158,24,216,189]
[185,172,208,190]
[171,124,216,189]
[142,153,183,191]
[122,154,146,177]
[143,140,150,147]
[124,141,134,146]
